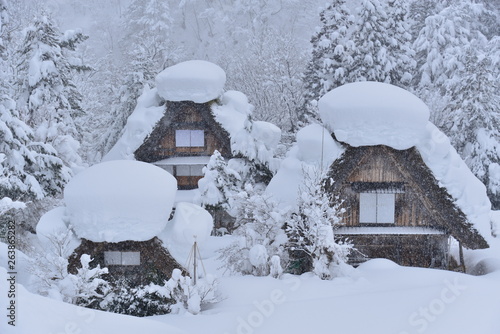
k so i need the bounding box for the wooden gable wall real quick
[333,146,442,229]
[324,145,488,249]
[68,237,184,286]
[135,101,231,163]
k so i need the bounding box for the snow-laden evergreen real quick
[438,39,500,209]
[301,0,354,118]
[349,0,414,86]
[16,15,85,171]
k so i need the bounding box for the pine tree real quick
[16,14,85,170]
[349,0,415,87]
[438,39,500,209]
[385,0,415,86]
[301,0,354,121]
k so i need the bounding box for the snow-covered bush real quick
[198,150,241,212]
[31,248,108,306]
[218,183,289,276]
[100,280,174,317]
[101,268,219,316]
[70,254,109,308]
[285,168,352,279]
[166,268,219,315]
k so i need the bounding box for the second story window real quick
[175,130,204,147]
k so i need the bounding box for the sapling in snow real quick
[285,167,352,279]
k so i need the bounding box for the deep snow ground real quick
[3,234,500,334]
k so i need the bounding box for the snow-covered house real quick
[61,160,185,286]
[319,82,490,268]
[268,82,491,269]
[103,60,281,194]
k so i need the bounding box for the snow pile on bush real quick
[36,207,80,256]
[101,268,218,316]
[155,60,226,103]
[212,90,281,170]
[266,123,344,208]
[64,160,177,243]
[103,86,164,161]
[160,202,214,263]
[318,81,430,150]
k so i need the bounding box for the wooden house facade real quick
[135,100,231,190]
[68,237,184,286]
[324,145,488,268]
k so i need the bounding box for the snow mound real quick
[64,160,177,243]
[212,90,281,170]
[170,202,214,245]
[266,123,344,208]
[36,207,80,256]
[318,82,430,150]
[155,60,226,103]
[103,86,164,161]
[158,202,214,265]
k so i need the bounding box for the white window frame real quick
[104,251,141,266]
[175,130,204,147]
[359,192,395,224]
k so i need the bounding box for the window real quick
[104,251,140,265]
[175,130,204,147]
[175,165,205,176]
[359,193,395,224]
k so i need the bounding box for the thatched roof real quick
[324,144,488,250]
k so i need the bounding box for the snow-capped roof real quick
[155,60,226,103]
[318,81,430,150]
[64,160,177,243]
[103,70,281,172]
[314,82,492,242]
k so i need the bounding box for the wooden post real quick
[193,241,197,285]
[459,242,466,273]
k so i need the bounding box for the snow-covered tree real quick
[285,168,352,279]
[301,0,354,120]
[438,39,500,209]
[16,14,85,170]
[348,0,414,86]
[413,1,492,94]
[1,76,68,203]
[198,150,241,212]
[385,0,415,85]
[218,184,289,276]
